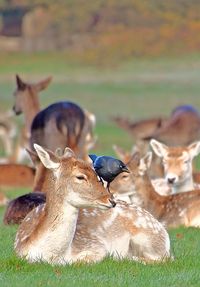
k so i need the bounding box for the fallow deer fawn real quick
[13,75,96,160]
[15,144,171,265]
[150,139,200,194]
[113,141,200,195]
[110,152,200,228]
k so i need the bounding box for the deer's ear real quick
[26,148,40,166]
[139,152,152,175]
[16,75,26,91]
[34,144,60,169]
[150,139,168,158]
[188,141,200,159]
[63,147,76,158]
[34,76,52,92]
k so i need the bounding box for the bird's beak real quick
[122,166,130,173]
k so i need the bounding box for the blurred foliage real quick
[1,0,200,64]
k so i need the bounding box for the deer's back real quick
[30,102,86,151]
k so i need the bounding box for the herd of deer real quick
[1,74,200,265]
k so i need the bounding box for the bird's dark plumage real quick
[89,154,129,191]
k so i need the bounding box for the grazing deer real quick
[150,139,200,194]
[13,75,96,160]
[143,105,200,146]
[110,152,200,228]
[15,144,171,265]
[112,116,167,140]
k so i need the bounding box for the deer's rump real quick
[30,102,86,151]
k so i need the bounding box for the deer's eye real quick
[122,174,129,179]
[76,175,87,181]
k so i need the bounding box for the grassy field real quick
[0,52,200,286]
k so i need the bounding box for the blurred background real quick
[0,0,200,155]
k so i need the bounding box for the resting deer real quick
[0,163,35,188]
[150,139,200,195]
[4,149,49,225]
[110,152,200,228]
[15,144,171,265]
[13,75,96,160]
[113,144,167,194]
[113,141,200,195]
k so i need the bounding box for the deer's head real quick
[150,139,200,187]
[110,151,152,204]
[13,75,52,115]
[34,144,115,210]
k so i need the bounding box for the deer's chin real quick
[93,201,115,210]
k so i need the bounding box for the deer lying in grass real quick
[113,140,200,195]
[113,144,167,194]
[3,149,48,225]
[0,162,34,209]
[110,152,200,228]
[13,75,96,160]
[0,163,35,188]
[150,139,200,195]
[14,144,171,265]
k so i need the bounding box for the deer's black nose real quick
[168,177,176,184]
[109,199,116,208]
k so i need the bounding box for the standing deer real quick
[110,152,200,228]
[14,144,171,265]
[13,75,96,160]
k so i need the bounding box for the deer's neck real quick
[36,181,79,262]
[134,173,164,218]
[171,176,194,194]
[23,92,40,132]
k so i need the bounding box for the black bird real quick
[89,154,130,192]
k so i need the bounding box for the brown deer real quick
[3,149,48,225]
[113,144,166,193]
[13,75,96,160]
[150,139,200,194]
[0,162,35,209]
[0,163,35,188]
[112,116,167,140]
[110,152,200,228]
[143,105,200,146]
[14,144,171,265]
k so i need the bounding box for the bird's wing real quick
[89,154,98,162]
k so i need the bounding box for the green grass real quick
[1,52,200,286]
